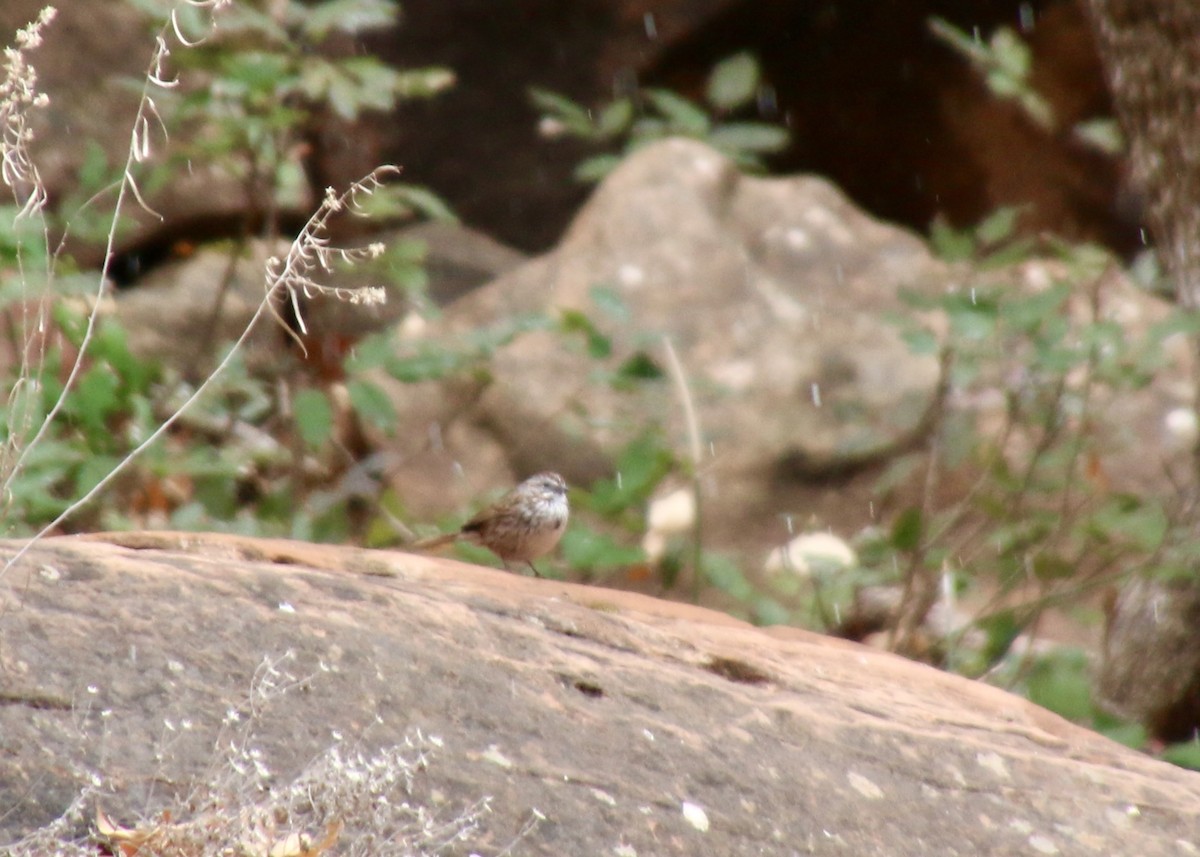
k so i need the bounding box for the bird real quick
[411,472,569,575]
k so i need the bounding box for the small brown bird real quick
[412,472,569,575]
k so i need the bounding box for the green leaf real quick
[643,89,711,134]
[347,332,398,372]
[391,67,456,99]
[334,58,410,113]
[74,452,120,494]
[206,5,288,41]
[928,17,989,66]
[77,140,113,193]
[560,525,644,573]
[529,87,595,135]
[706,52,761,111]
[989,28,1032,80]
[703,553,752,601]
[327,70,369,120]
[901,327,939,356]
[947,300,998,341]
[1160,741,1200,771]
[628,116,670,144]
[975,205,1021,245]
[1088,496,1168,552]
[613,351,664,388]
[752,597,792,626]
[300,0,397,39]
[1073,118,1124,156]
[928,214,976,262]
[1097,721,1146,750]
[988,516,1053,559]
[583,433,674,517]
[293,388,334,450]
[95,321,157,396]
[870,453,921,500]
[386,346,463,382]
[71,367,121,438]
[574,154,623,183]
[1031,553,1074,581]
[1016,91,1054,131]
[974,609,1021,665]
[618,351,663,380]
[707,122,790,154]
[890,507,923,551]
[999,282,1069,332]
[392,184,458,222]
[559,309,612,359]
[5,445,78,523]
[589,285,629,322]
[985,69,1022,99]
[595,98,634,138]
[219,51,293,92]
[466,312,553,352]
[354,184,458,222]
[1026,653,1094,723]
[978,237,1038,268]
[346,379,397,435]
[1148,309,1200,341]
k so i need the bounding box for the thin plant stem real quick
[7,39,167,483]
[661,335,704,603]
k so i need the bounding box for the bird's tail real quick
[409,532,459,552]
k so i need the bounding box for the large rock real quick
[391,138,945,486]
[0,532,1196,853]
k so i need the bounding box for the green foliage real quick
[559,525,645,580]
[706,53,762,111]
[928,17,1053,130]
[861,227,1200,762]
[292,387,334,450]
[365,312,554,383]
[531,51,790,181]
[345,377,396,435]
[353,184,459,225]
[0,0,461,541]
[130,0,453,224]
[1161,741,1200,772]
[890,251,1186,606]
[928,17,1124,157]
[0,313,162,530]
[580,433,675,523]
[929,205,1034,266]
[1023,648,1095,723]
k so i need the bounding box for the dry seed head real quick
[1,7,57,215]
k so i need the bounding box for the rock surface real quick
[1,532,1197,854]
